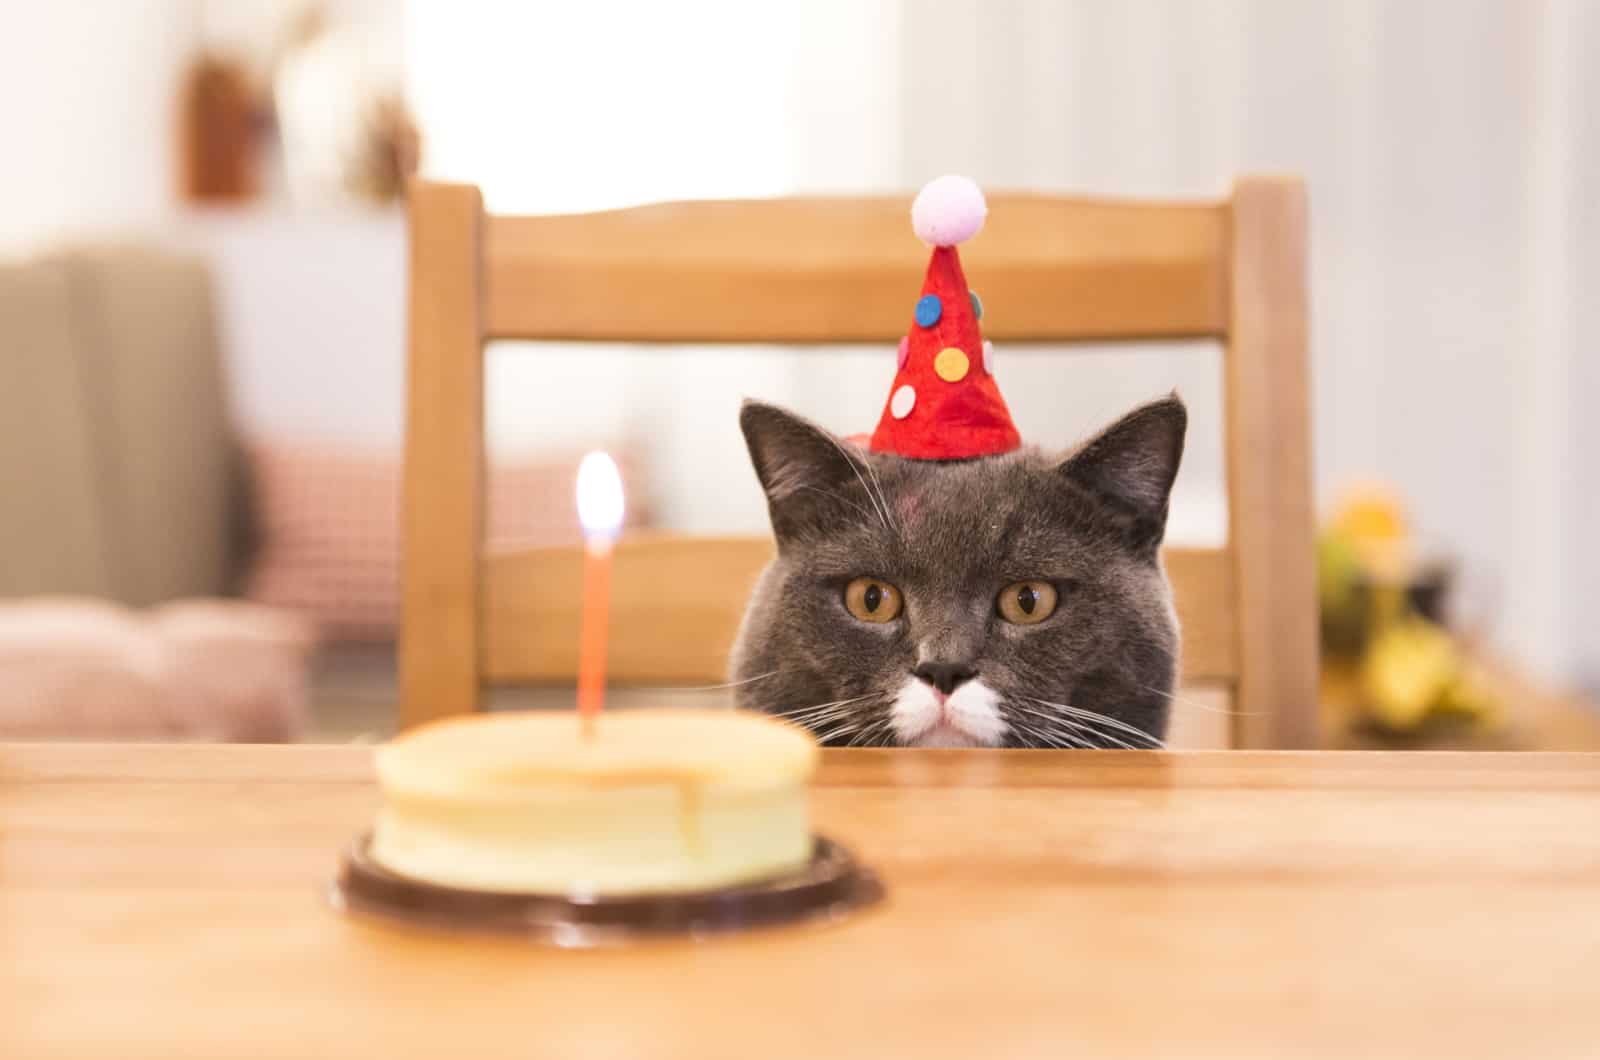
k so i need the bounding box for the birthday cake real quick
[369,709,819,895]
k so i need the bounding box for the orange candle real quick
[574,452,624,736]
[575,536,613,731]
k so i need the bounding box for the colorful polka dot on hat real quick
[867,176,1021,461]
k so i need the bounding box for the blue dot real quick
[915,294,942,327]
[969,289,983,320]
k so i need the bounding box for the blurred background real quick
[2,0,1596,747]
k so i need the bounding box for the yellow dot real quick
[934,347,970,382]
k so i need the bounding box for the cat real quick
[730,394,1187,749]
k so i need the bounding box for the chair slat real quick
[483,534,1237,686]
[484,195,1228,343]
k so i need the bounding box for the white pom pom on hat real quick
[911,174,987,247]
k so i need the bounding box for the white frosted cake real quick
[371,709,819,896]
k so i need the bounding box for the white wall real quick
[1563,3,1600,695]
[0,0,194,254]
[0,0,403,255]
[166,209,409,447]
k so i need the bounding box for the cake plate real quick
[330,833,883,946]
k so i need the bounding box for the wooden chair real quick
[401,177,1317,748]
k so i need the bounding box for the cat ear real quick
[1058,394,1187,544]
[740,400,881,543]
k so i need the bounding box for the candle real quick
[575,451,624,735]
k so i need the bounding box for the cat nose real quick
[913,661,978,696]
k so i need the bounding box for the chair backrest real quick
[401,177,1317,748]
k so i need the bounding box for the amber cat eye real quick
[844,578,903,623]
[997,581,1058,625]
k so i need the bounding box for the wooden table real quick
[7,745,1600,1059]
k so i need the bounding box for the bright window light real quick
[404,0,801,214]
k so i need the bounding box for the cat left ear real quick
[1058,394,1187,547]
[740,400,882,544]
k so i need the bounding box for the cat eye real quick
[997,581,1058,625]
[843,578,903,623]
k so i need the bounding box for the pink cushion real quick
[0,597,311,741]
[244,444,649,642]
[153,600,313,741]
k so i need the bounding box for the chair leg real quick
[400,181,486,728]
[1226,176,1320,749]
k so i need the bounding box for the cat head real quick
[730,396,1187,748]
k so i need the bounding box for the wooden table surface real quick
[6,744,1600,1060]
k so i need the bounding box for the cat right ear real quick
[739,401,882,544]
[1057,393,1187,552]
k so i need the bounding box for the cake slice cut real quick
[371,709,819,895]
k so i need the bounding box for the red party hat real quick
[867,176,1021,461]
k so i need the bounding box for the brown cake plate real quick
[330,834,884,946]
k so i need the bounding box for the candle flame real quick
[576,451,625,540]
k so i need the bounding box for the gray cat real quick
[730,395,1187,749]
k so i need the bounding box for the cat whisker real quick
[1073,723,1162,751]
[1034,724,1090,750]
[814,719,870,744]
[845,712,886,747]
[1003,715,1082,749]
[998,703,1071,747]
[1130,680,1269,717]
[793,484,881,527]
[770,697,856,716]
[1005,705,1101,749]
[769,692,877,718]
[1024,698,1164,750]
[1032,698,1162,743]
[1004,701,1064,724]
[857,453,897,535]
[805,700,894,748]
[870,713,907,747]
[1056,714,1163,751]
[769,692,890,742]
[820,432,896,535]
[774,706,861,729]
[1007,701,1092,731]
[846,718,890,748]
[650,670,789,694]
[1056,716,1144,751]
[768,703,834,721]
